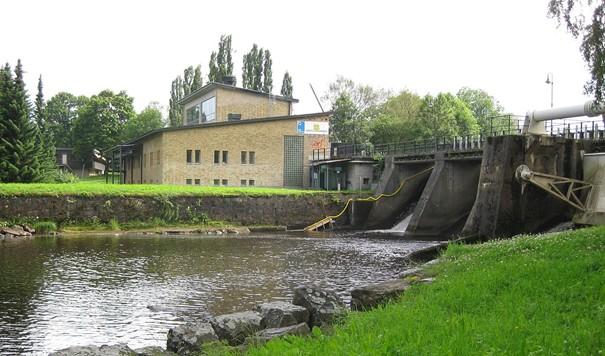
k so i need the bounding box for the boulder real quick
[255,301,309,328]
[166,322,218,354]
[133,346,175,355]
[1,226,31,237]
[292,286,346,327]
[20,224,35,234]
[210,311,263,346]
[350,279,412,311]
[49,343,136,356]
[246,323,310,344]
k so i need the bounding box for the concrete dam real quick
[310,102,605,240]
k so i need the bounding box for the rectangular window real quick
[150,152,154,167]
[186,178,192,185]
[241,151,247,164]
[186,105,200,125]
[157,150,160,165]
[201,97,216,122]
[61,153,68,165]
[213,179,220,186]
[241,179,247,186]
[195,150,201,164]
[214,150,220,164]
[222,151,228,164]
[194,179,201,185]
[249,179,255,186]
[222,179,228,186]
[186,150,192,163]
[363,178,370,185]
[249,151,256,165]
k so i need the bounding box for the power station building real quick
[108,82,331,188]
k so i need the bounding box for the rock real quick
[133,345,175,355]
[210,311,263,346]
[350,279,412,311]
[49,343,136,355]
[20,224,35,234]
[1,226,31,237]
[166,322,218,355]
[255,301,309,328]
[246,323,310,344]
[292,286,346,327]
[226,228,239,234]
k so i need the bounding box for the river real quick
[0,232,435,355]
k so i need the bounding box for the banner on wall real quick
[297,121,329,135]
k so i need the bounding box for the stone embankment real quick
[50,251,441,356]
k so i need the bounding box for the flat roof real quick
[104,111,332,153]
[178,82,299,105]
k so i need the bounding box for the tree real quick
[323,76,390,115]
[242,44,265,91]
[34,75,46,129]
[548,1,605,103]
[45,92,88,147]
[209,34,234,83]
[370,90,422,144]
[415,93,479,138]
[73,90,135,165]
[0,61,50,182]
[280,71,293,98]
[183,66,194,96]
[122,102,165,141]
[262,49,272,93]
[168,76,184,127]
[32,75,56,176]
[192,65,202,91]
[253,48,264,91]
[456,87,505,133]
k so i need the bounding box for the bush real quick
[33,221,57,234]
[109,218,120,230]
[48,170,80,184]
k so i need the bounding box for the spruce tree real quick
[0,60,47,182]
[34,75,46,128]
[280,71,293,98]
[33,75,56,177]
[262,49,273,93]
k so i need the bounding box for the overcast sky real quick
[1,0,593,117]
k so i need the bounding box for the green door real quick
[283,135,304,187]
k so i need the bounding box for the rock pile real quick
[0,224,35,242]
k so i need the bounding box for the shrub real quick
[48,170,80,184]
[109,218,120,230]
[33,221,57,234]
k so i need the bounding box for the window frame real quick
[222,151,228,164]
[249,151,256,165]
[241,151,247,164]
[186,150,192,164]
[214,150,220,164]
[194,150,201,164]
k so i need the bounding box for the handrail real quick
[304,166,434,232]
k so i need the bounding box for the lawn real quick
[0,177,350,197]
[246,227,605,355]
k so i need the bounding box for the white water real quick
[364,212,414,236]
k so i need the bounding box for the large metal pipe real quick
[523,100,605,135]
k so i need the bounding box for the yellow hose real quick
[304,166,434,231]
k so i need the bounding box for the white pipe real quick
[523,100,605,135]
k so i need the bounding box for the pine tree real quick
[280,71,293,98]
[168,76,184,127]
[262,49,273,93]
[0,60,48,182]
[33,75,56,177]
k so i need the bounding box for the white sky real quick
[1,0,593,118]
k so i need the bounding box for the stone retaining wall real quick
[0,194,349,228]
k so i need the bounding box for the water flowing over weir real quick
[0,233,436,355]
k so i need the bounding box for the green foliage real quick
[249,227,605,355]
[262,49,273,93]
[209,34,234,84]
[370,90,422,144]
[548,1,605,103]
[108,218,120,231]
[456,87,505,134]
[242,44,272,93]
[280,71,293,98]
[48,169,79,183]
[415,93,479,138]
[45,92,88,147]
[0,60,52,182]
[122,102,165,141]
[32,221,57,234]
[168,76,184,127]
[72,90,135,163]
[155,195,179,222]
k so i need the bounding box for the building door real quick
[283,135,304,187]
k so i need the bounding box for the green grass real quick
[0,179,354,198]
[248,227,605,355]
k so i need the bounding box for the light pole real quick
[545,73,554,108]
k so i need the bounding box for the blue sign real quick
[297,121,305,134]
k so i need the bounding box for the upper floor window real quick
[222,151,228,164]
[201,97,216,123]
[186,150,192,164]
[214,150,220,164]
[195,150,201,164]
[186,105,200,125]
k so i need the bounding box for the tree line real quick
[168,35,294,127]
[324,76,509,146]
[0,60,164,183]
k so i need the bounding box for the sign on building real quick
[297,121,329,135]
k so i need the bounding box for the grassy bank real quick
[246,227,604,355]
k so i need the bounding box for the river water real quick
[0,232,435,355]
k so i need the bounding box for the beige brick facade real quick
[122,113,330,188]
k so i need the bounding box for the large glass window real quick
[201,97,216,122]
[186,105,200,125]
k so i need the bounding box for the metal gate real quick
[283,135,304,187]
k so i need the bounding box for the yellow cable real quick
[304,166,434,231]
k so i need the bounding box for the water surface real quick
[0,232,434,354]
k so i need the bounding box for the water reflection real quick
[0,233,435,355]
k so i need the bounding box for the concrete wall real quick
[364,157,434,229]
[346,161,374,190]
[0,194,352,229]
[404,154,482,239]
[461,135,581,239]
